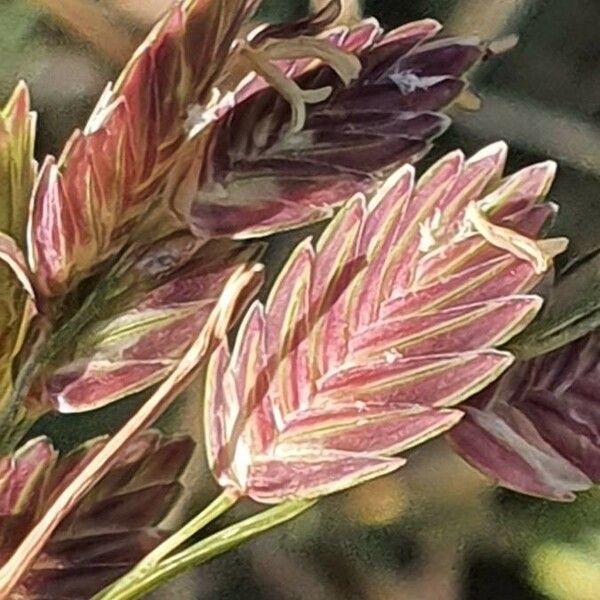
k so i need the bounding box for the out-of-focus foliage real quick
[0,2,41,93]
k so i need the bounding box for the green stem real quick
[95,499,317,600]
[94,491,238,599]
[142,491,238,567]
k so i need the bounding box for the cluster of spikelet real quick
[0,1,589,598]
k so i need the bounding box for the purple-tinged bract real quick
[191,18,492,238]
[448,332,600,501]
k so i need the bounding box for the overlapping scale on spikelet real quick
[0,431,193,598]
[448,332,600,501]
[41,238,264,412]
[28,0,260,296]
[205,142,563,503]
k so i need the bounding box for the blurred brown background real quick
[2,1,599,599]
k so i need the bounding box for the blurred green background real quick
[2,1,599,598]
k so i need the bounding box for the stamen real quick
[240,46,333,133]
[311,0,363,25]
[538,237,569,258]
[454,86,482,111]
[466,202,568,274]
[238,35,361,133]
[418,208,443,252]
[260,36,361,86]
[487,34,519,57]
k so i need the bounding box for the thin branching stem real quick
[94,499,317,600]
[98,491,239,598]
